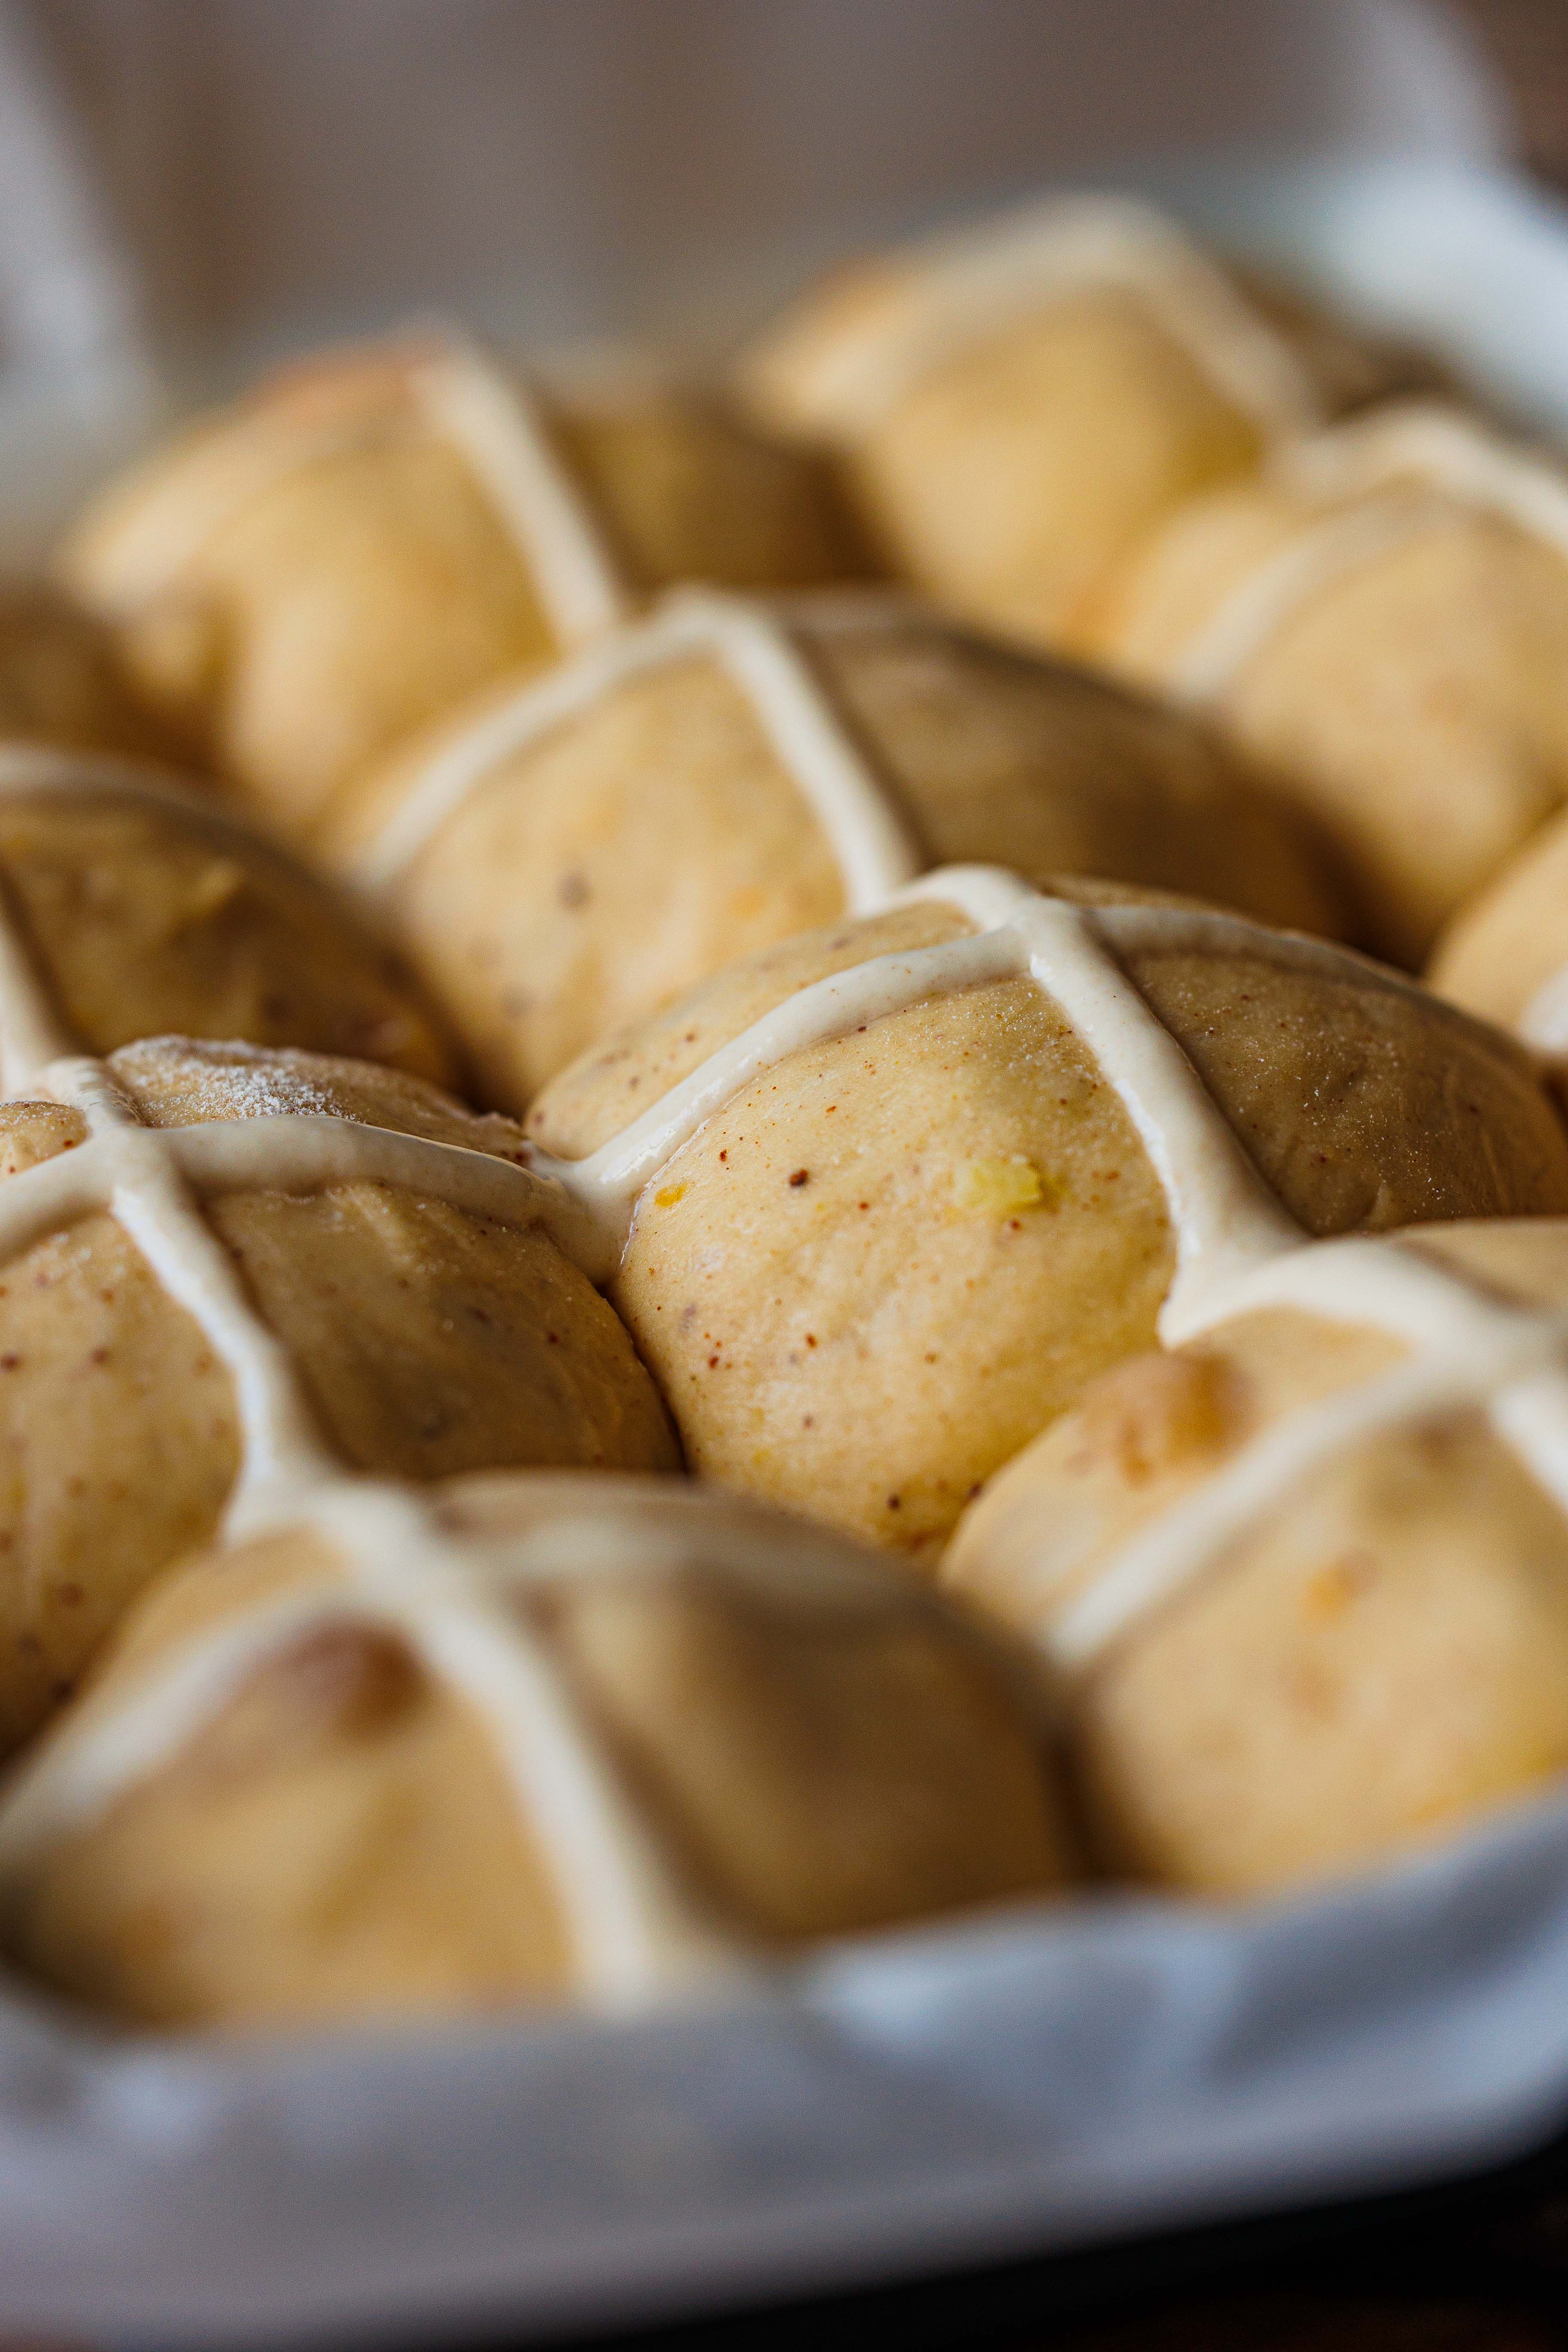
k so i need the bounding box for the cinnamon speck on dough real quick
[788,1168,810,1187]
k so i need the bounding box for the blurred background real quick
[0,0,1556,543]
[0,2,1528,368]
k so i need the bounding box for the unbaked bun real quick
[736,194,1427,654]
[58,335,877,841]
[1089,404,1568,967]
[522,867,1568,1563]
[323,586,1345,1109]
[947,1219,1568,1896]
[0,1035,677,1756]
[0,583,182,763]
[1427,806,1568,1061]
[0,744,456,1088]
[0,1471,1070,2029]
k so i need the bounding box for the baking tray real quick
[7,153,1568,2348]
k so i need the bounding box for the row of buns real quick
[0,195,1563,2029]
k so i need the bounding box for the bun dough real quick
[1089,404,1568,967]
[947,1220,1568,1896]
[0,584,182,763]
[523,867,1568,1563]
[325,587,1346,1110]
[0,1038,677,1755]
[0,1472,1070,2029]
[1427,804,1568,1060]
[58,337,877,842]
[737,195,1424,653]
[0,745,456,1088]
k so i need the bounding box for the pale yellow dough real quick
[946,1220,1568,1897]
[737,200,1431,653]
[1428,803,1568,1052]
[527,877,1568,1565]
[0,1041,677,1755]
[324,597,1346,1110]
[0,1474,1072,2030]
[59,339,878,842]
[1090,407,1568,968]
